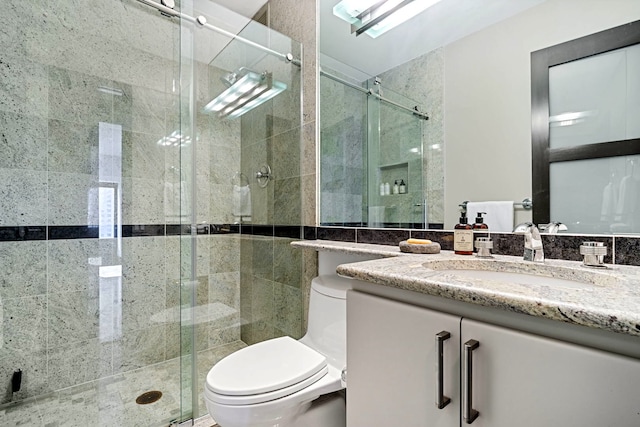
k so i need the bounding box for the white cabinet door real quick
[461,318,640,427]
[347,291,461,427]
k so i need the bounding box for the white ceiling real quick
[320,0,547,78]
[212,0,267,19]
[208,0,548,79]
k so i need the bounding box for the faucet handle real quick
[475,237,493,258]
[580,242,607,268]
[540,221,568,234]
[513,222,534,233]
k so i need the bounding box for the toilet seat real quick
[205,336,328,405]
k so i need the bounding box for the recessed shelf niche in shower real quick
[378,162,409,194]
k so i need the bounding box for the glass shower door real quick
[368,82,425,228]
[178,1,303,422]
[319,71,369,226]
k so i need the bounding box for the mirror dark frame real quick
[530,19,640,226]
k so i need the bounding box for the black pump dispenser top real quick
[475,212,486,223]
[459,211,468,224]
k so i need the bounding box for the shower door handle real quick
[414,199,428,227]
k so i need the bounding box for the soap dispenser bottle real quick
[454,212,473,255]
[472,212,489,252]
[399,179,406,194]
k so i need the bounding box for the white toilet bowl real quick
[204,336,345,427]
[204,253,374,427]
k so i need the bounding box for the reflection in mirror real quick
[319,0,640,233]
[319,67,432,228]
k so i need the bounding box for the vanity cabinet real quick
[347,290,461,426]
[347,291,640,427]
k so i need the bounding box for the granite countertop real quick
[292,240,640,337]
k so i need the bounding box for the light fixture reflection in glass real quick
[549,110,596,127]
[157,130,192,147]
[203,71,287,119]
[333,0,442,38]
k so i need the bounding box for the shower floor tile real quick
[0,341,246,427]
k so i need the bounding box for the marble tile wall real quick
[375,89,424,226]
[225,2,309,346]
[0,235,181,404]
[0,0,170,406]
[0,0,245,410]
[238,111,305,343]
[319,69,367,225]
[267,0,318,333]
[379,48,445,225]
[1,0,309,411]
[239,234,303,346]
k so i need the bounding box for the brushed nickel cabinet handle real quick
[463,339,480,424]
[435,331,452,409]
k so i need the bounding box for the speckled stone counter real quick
[292,240,640,338]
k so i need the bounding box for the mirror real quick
[318,0,640,233]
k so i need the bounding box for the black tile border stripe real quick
[304,226,317,240]
[356,228,410,246]
[317,226,356,242]
[1,223,300,240]
[0,226,47,242]
[274,225,302,239]
[49,225,100,240]
[121,225,165,238]
[615,237,640,266]
[166,224,191,236]
[305,226,640,267]
[3,224,640,267]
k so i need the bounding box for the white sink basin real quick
[422,259,612,290]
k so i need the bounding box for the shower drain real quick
[136,390,163,405]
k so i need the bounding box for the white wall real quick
[444,0,640,229]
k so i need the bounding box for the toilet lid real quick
[206,337,327,397]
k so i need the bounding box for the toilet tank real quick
[300,251,380,370]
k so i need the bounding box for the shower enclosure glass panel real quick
[319,71,425,227]
[0,0,303,424]
[0,0,183,425]
[179,2,303,421]
[319,71,369,226]
[369,83,425,228]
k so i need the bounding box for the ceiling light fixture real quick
[333,0,442,38]
[203,70,287,119]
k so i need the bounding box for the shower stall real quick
[319,64,428,228]
[0,0,303,425]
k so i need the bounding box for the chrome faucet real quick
[540,221,568,234]
[513,222,544,262]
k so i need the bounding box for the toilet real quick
[203,251,376,427]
